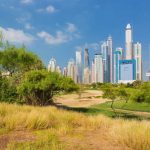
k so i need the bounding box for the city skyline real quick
[0,0,150,80]
[48,23,143,83]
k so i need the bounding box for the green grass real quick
[96,101,150,112]
[66,101,150,120]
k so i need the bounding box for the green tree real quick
[102,88,130,116]
[17,70,79,106]
[0,46,44,75]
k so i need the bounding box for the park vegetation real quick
[0,44,79,106]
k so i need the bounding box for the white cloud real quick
[37,22,80,45]
[37,5,56,14]
[21,0,33,4]
[67,23,77,33]
[37,31,71,45]
[76,42,100,51]
[25,23,33,30]
[0,26,34,44]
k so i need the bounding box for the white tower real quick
[76,50,82,83]
[67,59,76,81]
[134,42,142,80]
[94,54,103,83]
[125,24,133,59]
[107,36,113,83]
[48,58,56,72]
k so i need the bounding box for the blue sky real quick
[0,0,150,79]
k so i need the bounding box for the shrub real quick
[17,70,79,106]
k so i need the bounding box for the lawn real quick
[98,101,150,112]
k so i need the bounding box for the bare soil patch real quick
[0,131,36,150]
[54,90,108,108]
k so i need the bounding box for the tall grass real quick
[0,103,150,150]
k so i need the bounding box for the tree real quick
[17,70,79,106]
[102,87,130,117]
[0,46,44,75]
[102,88,118,116]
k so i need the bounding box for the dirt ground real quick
[54,90,108,108]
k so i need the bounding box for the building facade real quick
[48,58,57,72]
[94,54,103,83]
[83,48,91,84]
[114,48,123,83]
[134,42,142,80]
[67,59,76,81]
[125,24,133,59]
[76,50,82,83]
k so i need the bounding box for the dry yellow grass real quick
[0,103,150,150]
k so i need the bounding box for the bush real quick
[0,76,18,103]
[17,70,79,106]
[131,82,150,103]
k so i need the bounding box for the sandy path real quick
[54,90,108,108]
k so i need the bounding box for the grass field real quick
[68,101,150,120]
[0,103,150,150]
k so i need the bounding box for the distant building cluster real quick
[48,24,142,84]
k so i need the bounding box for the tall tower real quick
[114,48,123,83]
[67,59,76,81]
[84,48,90,84]
[101,41,109,82]
[107,36,113,83]
[48,58,57,72]
[134,42,142,80]
[125,24,133,59]
[76,50,82,83]
[91,60,95,83]
[94,54,103,83]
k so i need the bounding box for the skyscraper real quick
[56,66,62,74]
[63,67,67,77]
[83,48,90,84]
[67,59,76,81]
[91,60,95,83]
[125,24,133,59]
[107,36,113,83]
[101,41,109,82]
[94,54,103,83]
[114,48,123,83]
[48,58,57,72]
[134,42,142,80]
[76,50,82,83]
[119,59,136,83]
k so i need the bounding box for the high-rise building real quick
[91,60,95,83]
[94,54,103,83]
[76,50,82,83]
[63,67,67,77]
[134,42,142,80]
[83,48,90,84]
[56,66,61,74]
[101,41,109,82]
[125,24,133,59]
[107,36,113,83]
[119,59,136,83]
[48,58,57,72]
[114,48,123,83]
[67,59,76,81]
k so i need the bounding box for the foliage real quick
[131,82,150,103]
[0,46,44,75]
[0,76,18,103]
[17,70,79,106]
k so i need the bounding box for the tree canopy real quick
[0,46,44,75]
